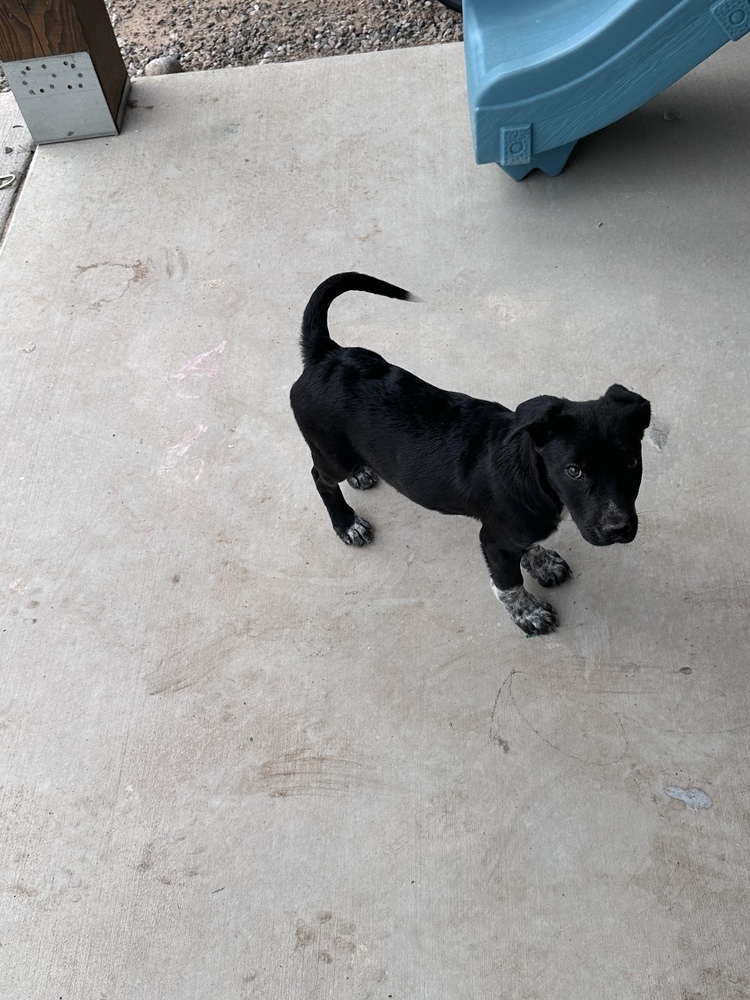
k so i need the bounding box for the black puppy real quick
[290,273,651,636]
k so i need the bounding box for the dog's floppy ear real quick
[604,384,651,432]
[511,395,568,446]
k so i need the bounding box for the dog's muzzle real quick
[586,515,638,546]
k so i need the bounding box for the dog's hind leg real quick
[347,467,379,490]
[479,526,558,636]
[311,465,374,547]
[521,544,572,588]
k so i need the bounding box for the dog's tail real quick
[300,272,418,365]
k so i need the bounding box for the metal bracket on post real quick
[0,0,130,144]
[3,53,129,143]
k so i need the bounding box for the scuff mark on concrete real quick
[167,423,208,458]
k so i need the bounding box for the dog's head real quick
[514,384,651,546]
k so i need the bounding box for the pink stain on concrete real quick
[168,424,208,458]
[171,340,227,380]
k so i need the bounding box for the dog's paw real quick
[336,516,374,547]
[493,584,558,636]
[347,467,379,490]
[521,545,572,588]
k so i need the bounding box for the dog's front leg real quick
[479,526,558,636]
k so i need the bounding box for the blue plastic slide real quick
[463,0,750,179]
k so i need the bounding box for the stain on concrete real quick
[170,340,227,380]
[134,838,203,886]
[682,966,750,1000]
[648,420,670,450]
[294,914,360,962]
[295,919,315,949]
[74,260,147,308]
[136,842,154,872]
[9,881,39,898]
[665,786,712,809]
[165,246,189,281]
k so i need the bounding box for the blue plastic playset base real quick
[462,0,750,179]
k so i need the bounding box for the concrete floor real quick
[1,39,749,1000]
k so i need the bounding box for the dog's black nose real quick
[603,519,636,543]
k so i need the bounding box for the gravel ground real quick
[0,0,462,92]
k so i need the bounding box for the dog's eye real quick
[627,457,640,470]
[565,465,583,480]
